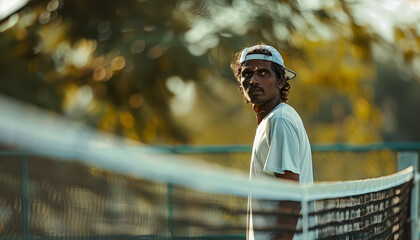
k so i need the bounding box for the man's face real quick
[240,60,282,105]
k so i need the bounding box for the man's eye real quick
[242,72,251,78]
[260,71,267,76]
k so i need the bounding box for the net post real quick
[301,189,309,240]
[397,151,419,240]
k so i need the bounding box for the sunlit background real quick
[1,0,420,150]
[1,1,420,238]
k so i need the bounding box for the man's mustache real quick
[247,86,264,93]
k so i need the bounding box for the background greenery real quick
[1,0,420,146]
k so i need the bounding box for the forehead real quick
[241,59,272,70]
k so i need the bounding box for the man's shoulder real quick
[270,103,300,121]
[267,103,307,136]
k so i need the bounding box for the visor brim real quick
[286,68,296,80]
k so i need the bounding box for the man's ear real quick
[278,78,285,89]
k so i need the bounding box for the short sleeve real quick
[263,118,300,175]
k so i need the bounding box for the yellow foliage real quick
[62,83,79,112]
[120,112,134,128]
[310,123,340,143]
[128,94,144,109]
[38,22,68,53]
[123,128,140,141]
[111,56,126,71]
[355,97,370,122]
[143,117,158,143]
[284,34,385,144]
[97,105,117,132]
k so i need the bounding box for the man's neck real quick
[254,98,282,124]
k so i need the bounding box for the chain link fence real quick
[1,143,419,239]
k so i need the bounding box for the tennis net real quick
[0,95,417,239]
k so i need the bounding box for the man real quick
[230,44,314,240]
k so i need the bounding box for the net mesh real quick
[0,153,248,239]
[0,152,413,239]
[312,180,412,239]
[247,179,413,240]
[0,95,416,239]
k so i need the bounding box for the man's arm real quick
[274,171,300,240]
[275,171,299,182]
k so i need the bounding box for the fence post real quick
[167,183,174,237]
[397,151,419,240]
[21,155,30,240]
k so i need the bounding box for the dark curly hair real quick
[230,46,291,104]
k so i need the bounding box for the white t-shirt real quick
[247,103,314,240]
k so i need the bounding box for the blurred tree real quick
[1,0,211,143]
[0,0,419,145]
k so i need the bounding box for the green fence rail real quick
[152,142,420,153]
[1,142,420,240]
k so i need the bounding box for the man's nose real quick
[249,75,259,85]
